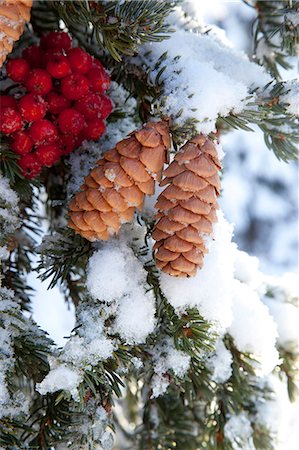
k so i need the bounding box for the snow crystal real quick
[160,212,236,329]
[141,29,270,133]
[229,280,279,376]
[151,338,191,398]
[207,339,233,383]
[224,413,254,450]
[37,364,82,401]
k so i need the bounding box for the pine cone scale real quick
[153,134,221,277]
[68,121,171,241]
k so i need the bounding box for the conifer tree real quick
[0,1,298,449]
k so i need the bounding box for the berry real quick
[74,92,103,119]
[0,107,23,134]
[11,130,33,155]
[22,45,42,67]
[46,91,71,115]
[18,94,47,122]
[6,58,30,82]
[0,95,17,110]
[83,118,105,141]
[35,144,61,167]
[18,154,42,179]
[25,69,52,95]
[99,95,113,119]
[91,57,104,69]
[67,47,92,74]
[58,108,85,135]
[59,134,81,155]
[61,73,89,100]
[29,119,59,145]
[41,31,72,51]
[87,67,110,93]
[46,52,71,78]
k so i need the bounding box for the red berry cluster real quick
[0,31,112,179]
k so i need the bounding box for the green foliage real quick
[245,0,299,79]
[31,0,177,62]
[217,81,299,162]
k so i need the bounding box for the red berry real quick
[58,108,85,135]
[18,154,42,179]
[74,92,103,119]
[6,58,30,82]
[18,94,47,122]
[87,67,110,93]
[46,52,71,79]
[0,107,23,134]
[41,31,72,51]
[99,95,113,119]
[61,73,89,100]
[29,119,59,145]
[11,130,33,155]
[91,57,104,69]
[59,134,81,155]
[83,118,105,141]
[25,69,52,95]
[35,144,61,167]
[67,47,92,74]
[0,95,17,110]
[46,91,71,115]
[22,45,42,68]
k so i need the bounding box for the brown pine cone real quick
[152,134,222,277]
[68,121,171,241]
[0,0,32,68]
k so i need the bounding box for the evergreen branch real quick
[246,0,299,79]
[33,0,177,62]
[217,81,299,162]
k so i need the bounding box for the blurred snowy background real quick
[28,0,298,348]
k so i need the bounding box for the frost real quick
[160,212,236,330]
[141,29,270,133]
[229,280,279,376]
[207,340,233,383]
[0,174,20,240]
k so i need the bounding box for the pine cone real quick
[0,0,32,68]
[153,134,222,277]
[68,121,171,241]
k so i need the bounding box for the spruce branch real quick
[245,0,299,79]
[33,0,177,62]
[217,81,299,162]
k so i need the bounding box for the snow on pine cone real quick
[0,0,32,67]
[152,134,222,277]
[68,121,171,241]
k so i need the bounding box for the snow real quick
[141,28,270,134]
[151,338,191,398]
[224,413,254,450]
[160,212,236,330]
[37,364,82,401]
[0,174,20,239]
[207,339,233,383]
[87,237,156,344]
[281,80,299,115]
[229,280,279,376]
